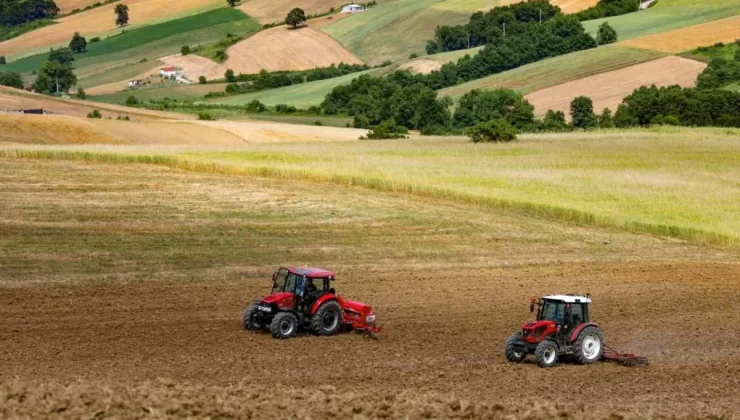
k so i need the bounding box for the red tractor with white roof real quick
[242,267,381,339]
[505,294,605,367]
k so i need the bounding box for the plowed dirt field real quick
[1,156,739,418]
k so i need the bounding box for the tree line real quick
[575,0,640,21]
[0,0,58,27]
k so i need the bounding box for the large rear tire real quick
[311,301,342,336]
[573,326,604,364]
[242,304,262,331]
[270,312,298,339]
[505,333,527,363]
[535,338,559,368]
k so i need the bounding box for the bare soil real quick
[160,53,228,82]
[525,56,707,117]
[397,58,443,74]
[1,158,739,418]
[623,15,740,53]
[224,26,363,74]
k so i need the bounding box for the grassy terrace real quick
[2,127,738,246]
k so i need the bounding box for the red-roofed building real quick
[159,67,179,77]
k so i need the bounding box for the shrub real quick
[199,76,207,84]
[313,120,323,126]
[596,22,618,45]
[542,109,570,132]
[89,36,101,43]
[0,56,6,64]
[246,100,266,112]
[467,119,517,143]
[735,48,740,62]
[0,71,23,89]
[597,108,613,128]
[360,120,409,140]
[307,105,322,114]
[198,112,215,121]
[224,69,236,83]
[409,52,418,59]
[353,114,370,129]
[181,45,191,55]
[570,96,597,129]
[76,88,86,99]
[651,114,681,126]
[87,109,102,118]
[125,95,139,106]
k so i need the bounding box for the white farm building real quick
[341,4,364,13]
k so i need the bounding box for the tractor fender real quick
[310,294,340,314]
[569,323,599,342]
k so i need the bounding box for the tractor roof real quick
[543,295,591,303]
[288,267,335,278]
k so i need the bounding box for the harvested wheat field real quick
[84,64,163,96]
[397,58,443,74]
[0,153,739,418]
[525,56,707,117]
[0,86,191,120]
[0,0,219,58]
[160,54,228,82]
[224,26,363,74]
[0,115,249,145]
[238,0,347,25]
[195,120,367,142]
[307,13,352,30]
[622,15,740,53]
[498,0,597,13]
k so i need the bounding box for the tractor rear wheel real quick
[311,301,342,336]
[505,333,527,363]
[242,304,262,331]
[573,326,604,364]
[535,338,559,368]
[270,312,298,339]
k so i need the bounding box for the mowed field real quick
[238,0,351,24]
[1,134,740,416]
[524,56,707,117]
[0,0,223,59]
[622,15,740,53]
[54,0,104,14]
[224,26,364,74]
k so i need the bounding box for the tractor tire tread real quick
[535,338,559,368]
[270,312,298,339]
[573,325,604,364]
[505,332,527,363]
[311,301,342,336]
[243,304,261,331]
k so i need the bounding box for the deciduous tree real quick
[114,4,129,27]
[570,96,597,129]
[69,32,87,53]
[285,8,306,28]
[596,22,618,45]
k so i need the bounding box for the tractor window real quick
[541,301,565,324]
[272,268,288,293]
[284,273,302,293]
[569,304,585,325]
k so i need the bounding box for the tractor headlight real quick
[366,314,376,324]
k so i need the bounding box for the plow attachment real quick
[602,345,648,366]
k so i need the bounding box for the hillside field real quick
[1,125,740,417]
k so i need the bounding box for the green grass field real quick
[78,59,164,90]
[0,8,259,75]
[91,83,230,103]
[3,127,738,246]
[684,42,740,62]
[439,45,665,99]
[582,0,740,42]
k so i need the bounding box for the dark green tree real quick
[224,69,236,82]
[49,47,74,65]
[735,48,740,62]
[613,103,636,128]
[199,75,207,84]
[226,0,237,6]
[215,50,227,62]
[0,71,24,89]
[596,22,618,45]
[76,87,86,99]
[467,119,517,143]
[542,109,570,131]
[570,96,597,129]
[181,45,191,55]
[125,95,139,106]
[69,32,87,53]
[0,56,6,64]
[33,60,77,93]
[285,8,306,28]
[453,89,534,129]
[87,109,102,118]
[597,107,613,128]
[114,4,129,27]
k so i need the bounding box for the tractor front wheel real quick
[573,326,604,364]
[535,338,559,368]
[311,301,342,336]
[505,333,527,363]
[242,304,262,331]
[270,312,298,339]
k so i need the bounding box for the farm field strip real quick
[524,56,707,117]
[622,15,740,53]
[2,128,738,246]
[1,157,739,417]
[438,45,665,100]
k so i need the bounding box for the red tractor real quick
[505,294,604,367]
[242,267,381,339]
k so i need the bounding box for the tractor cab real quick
[243,266,381,339]
[505,294,604,367]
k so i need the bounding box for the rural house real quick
[341,4,364,13]
[159,67,179,77]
